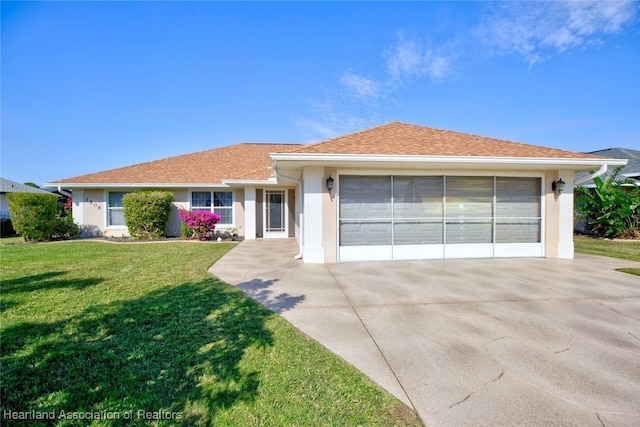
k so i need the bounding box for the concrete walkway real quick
[210,239,640,426]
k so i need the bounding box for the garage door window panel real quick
[340,221,392,246]
[446,177,493,218]
[496,177,541,243]
[339,176,392,246]
[340,176,391,219]
[394,221,443,245]
[393,177,443,245]
[445,177,493,244]
[393,177,443,218]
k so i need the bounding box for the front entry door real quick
[264,190,288,238]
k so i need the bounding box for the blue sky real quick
[2,1,639,187]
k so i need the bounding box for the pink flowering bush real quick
[178,209,220,241]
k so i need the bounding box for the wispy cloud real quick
[296,1,638,139]
[337,31,457,103]
[291,98,375,142]
[298,32,457,139]
[384,32,454,84]
[474,1,637,65]
[339,71,381,102]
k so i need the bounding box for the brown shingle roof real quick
[51,122,606,185]
[293,122,603,159]
[53,143,302,184]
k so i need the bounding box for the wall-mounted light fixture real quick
[326,175,334,192]
[552,178,565,196]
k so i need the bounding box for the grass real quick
[574,234,640,276]
[0,240,421,426]
[0,236,23,246]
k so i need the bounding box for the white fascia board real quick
[269,153,628,170]
[221,178,278,186]
[44,182,232,189]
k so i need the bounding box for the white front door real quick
[263,189,288,238]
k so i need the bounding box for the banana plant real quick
[576,167,640,238]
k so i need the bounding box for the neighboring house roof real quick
[292,122,603,159]
[0,178,53,194]
[589,148,640,178]
[575,147,640,187]
[50,143,302,186]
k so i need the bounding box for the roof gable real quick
[293,122,603,159]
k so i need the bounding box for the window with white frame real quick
[107,192,128,226]
[191,191,233,225]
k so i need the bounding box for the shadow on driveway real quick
[211,240,640,426]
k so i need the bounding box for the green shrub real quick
[576,168,640,239]
[122,191,174,240]
[181,220,194,239]
[6,192,58,241]
[1,218,16,237]
[52,214,80,240]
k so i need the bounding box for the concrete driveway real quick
[210,239,640,426]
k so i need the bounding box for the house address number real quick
[85,198,102,210]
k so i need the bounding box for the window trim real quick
[105,190,130,229]
[189,189,235,227]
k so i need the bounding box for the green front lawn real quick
[0,236,24,246]
[1,241,421,426]
[575,235,640,276]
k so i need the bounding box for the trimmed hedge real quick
[6,192,59,241]
[122,191,174,240]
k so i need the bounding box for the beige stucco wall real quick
[544,171,560,258]
[75,188,225,238]
[323,167,338,262]
[233,188,245,236]
[81,189,108,236]
[288,188,296,238]
[255,189,264,238]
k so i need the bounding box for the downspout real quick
[272,159,304,260]
[573,164,608,186]
[57,187,73,198]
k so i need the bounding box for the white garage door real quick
[338,175,543,262]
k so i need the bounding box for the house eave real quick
[43,182,233,189]
[45,178,280,189]
[221,178,278,187]
[269,153,628,171]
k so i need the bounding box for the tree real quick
[575,168,640,239]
